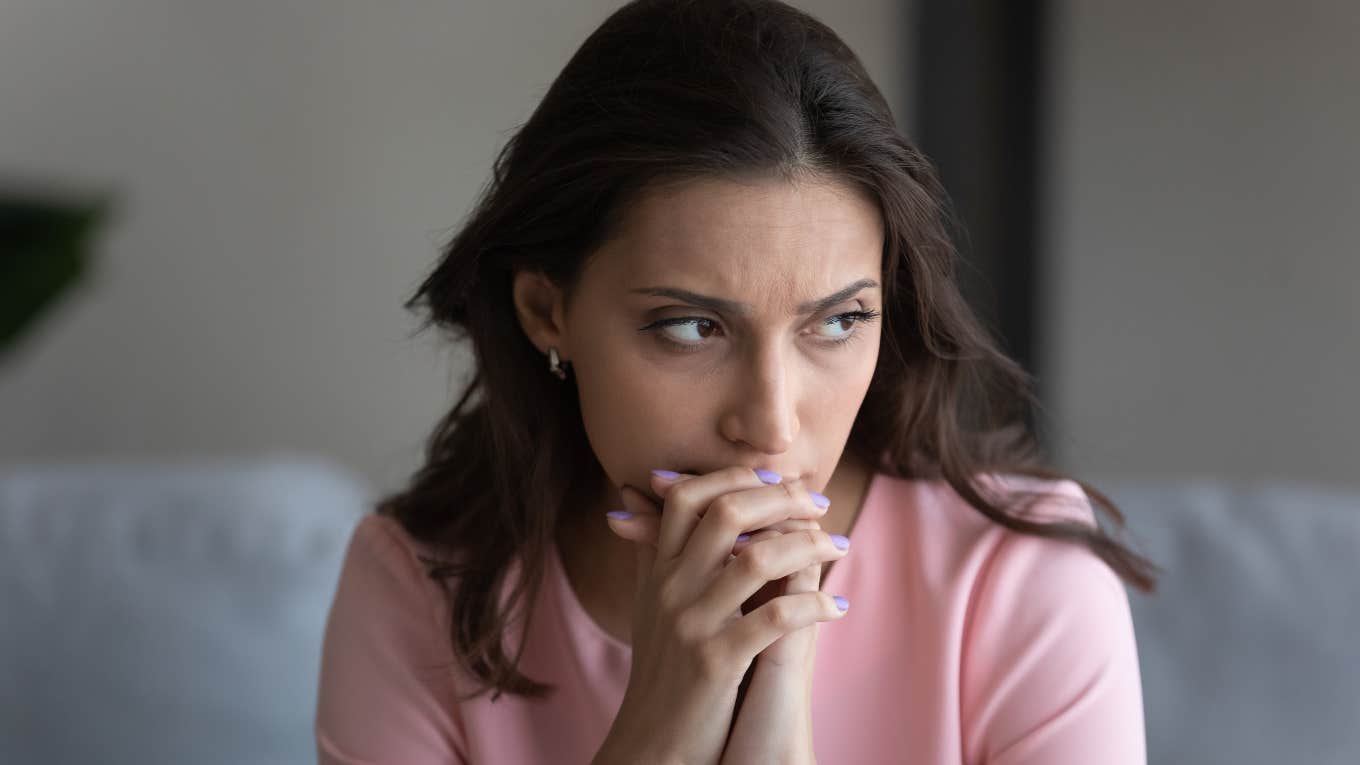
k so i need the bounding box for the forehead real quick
[587,175,883,300]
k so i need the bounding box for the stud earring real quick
[547,346,570,380]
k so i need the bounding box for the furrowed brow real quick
[630,278,878,317]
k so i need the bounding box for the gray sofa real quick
[1095,476,1360,764]
[1,456,1356,763]
[0,455,370,765]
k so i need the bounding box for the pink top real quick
[315,472,1146,764]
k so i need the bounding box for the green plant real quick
[0,189,111,362]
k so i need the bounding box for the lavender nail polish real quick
[606,510,633,520]
[736,533,751,542]
[833,596,850,612]
[809,491,831,509]
[830,534,850,550]
[754,468,782,484]
[652,469,680,480]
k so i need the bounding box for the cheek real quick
[573,350,700,481]
[812,339,879,406]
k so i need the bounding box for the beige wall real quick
[1043,0,1360,489]
[0,1,912,492]
[14,1,1343,495]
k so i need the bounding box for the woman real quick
[315,0,1161,762]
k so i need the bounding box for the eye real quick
[810,309,881,347]
[638,308,879,353]
[643,317,723,351]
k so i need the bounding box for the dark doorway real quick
[912,0,1050,440]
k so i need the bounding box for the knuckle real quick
[710,495,743,528]
[772,518,818,533]
[738,546,772,578]
[762,598,796,631]
[668,481,699,509]
[726,466,756,481]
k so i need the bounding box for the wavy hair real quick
[380,0,1161,702]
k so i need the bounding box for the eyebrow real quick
[629,278,879,317]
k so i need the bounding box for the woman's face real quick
[518,174,884,505]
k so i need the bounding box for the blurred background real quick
[2,1,1356,764]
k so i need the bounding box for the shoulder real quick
[938,471,1099,533]
[323,511,458,666]
[874,471,1101,571]
[343,512,444,583]
[871,470,1130,650]
[905,471,1128,647]
[316,513,472,762]
[956,474,1131,664]
[949,472,1123,616]
[925,474,1145,762]
[326,511,476,659]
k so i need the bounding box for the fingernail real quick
[736,533,751,542]
[830,534,850,550]
[809,491,830,509]
[833,595,850,611]
[754,468,782,484]
[651,469,681,480]
[606,510,634,520]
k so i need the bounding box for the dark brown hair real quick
[381,0,1161,702]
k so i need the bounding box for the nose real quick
[718,343,799,454]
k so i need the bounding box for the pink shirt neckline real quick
[546,469,886,653]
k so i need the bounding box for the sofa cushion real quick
[0,454,370,765]
[1095,477,1360,764]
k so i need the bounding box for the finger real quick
[650,466,778,564]
[784,557,822,596]
[729,528,783,558]
[612,508,817,557]
[679,475,829,581]
[718,529,783,623]
[633,535,654,603]
[729,518,822,555]
[647,470,699,505]
[604,498,662,548]
[611,511,811,555]
[720,589,849,665]
[758,522,829,597]
[732,525,823,624]
[700,528,849,629]
[616,486,661,596]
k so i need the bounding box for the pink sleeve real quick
[315,515,470,765]
[960,484,1148,764]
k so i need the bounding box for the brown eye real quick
[640,317,724,352]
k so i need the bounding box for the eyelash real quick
[638,309,881,354]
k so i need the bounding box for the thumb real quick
[617,484,660,599]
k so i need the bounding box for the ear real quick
[511,269,571,359]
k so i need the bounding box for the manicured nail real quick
[754,468,782,484]
[651,469,681,480]
[735,533,751,542]
[809,491,830,509]
[606,510,633,520]
[833,595,850,611]
[830,534,850,550]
